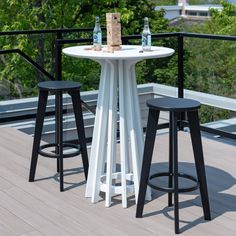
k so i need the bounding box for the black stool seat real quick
[147,97,200,112]
[29,80,89,192]
[38,81,81,91]
[136,97,211,234]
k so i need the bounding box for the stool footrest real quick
[38,143,80,158]
[100,172,134,195]
[148,172,199,193]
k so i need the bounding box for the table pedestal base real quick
[85,59,151,208]
[100,172,134,195]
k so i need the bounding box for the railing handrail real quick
[54,31,236,54]
[2,28,236,41]
[181,32,236,41]
[0,28,95,36]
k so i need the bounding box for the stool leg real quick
[55,91,64,192]
[56,100,59,173]
[56,156,60,173]
[55,94,59,175]
[55,103,60,174]
[69,90,89,180]
[188,111,211,220]
[168,112,173,207]
[29,90,48,182]
[136,109,160,218]
[171,112,180,234]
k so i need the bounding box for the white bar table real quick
[63,45,175,208]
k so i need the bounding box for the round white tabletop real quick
[62,45,174,61]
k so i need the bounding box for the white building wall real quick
[155,6,181,20]
[156,2,222,20]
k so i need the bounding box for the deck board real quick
[0,127,235,236]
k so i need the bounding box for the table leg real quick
[85,61,110,202]
[124,61,142,204]
[118,60,129,208]
[130,64,152,201]
[105,60,118,207]
[130,63,144,159]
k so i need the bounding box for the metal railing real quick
[0,29,235,140]
[0,28,97,118]
[0,28,95,79]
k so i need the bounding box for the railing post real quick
[178,33,185,130]
[178,33,184,99]
[55,31,62,80]
[122,37,129,45]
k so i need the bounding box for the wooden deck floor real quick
[0,127,235,236]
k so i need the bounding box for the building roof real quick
[185,4,222,12]
[155,5,181,11]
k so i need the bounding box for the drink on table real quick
[93,16,102,50]
[142,17,151,51]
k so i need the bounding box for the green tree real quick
[154,0,176,5]
[183,0,236,122]
[0,0,173,98]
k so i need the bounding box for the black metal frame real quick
[0,49,54,80]
[0,29,235,141]
[0,28,96,124]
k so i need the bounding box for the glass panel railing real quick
[184,36,236,135]
[0,30,235,140]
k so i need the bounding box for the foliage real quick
[184,0,236,97]
[183,0,236,122]
[208,0,236,35]
[154,0,176,5]
[0,0,173,98]
[199,105,230,124]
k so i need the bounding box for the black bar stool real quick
[136,97,211,234]
[29,81,89,192]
